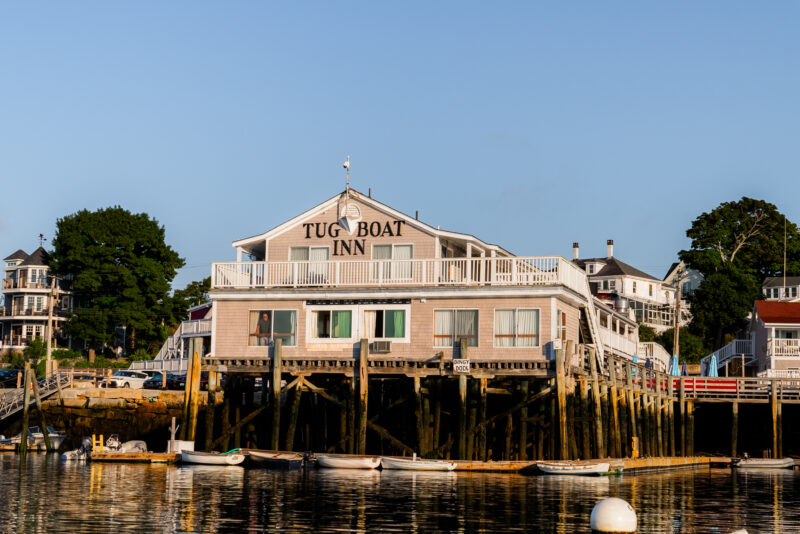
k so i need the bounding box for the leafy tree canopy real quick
[50,207,184,352]
[655,327,710,364]
[679,197,800,278]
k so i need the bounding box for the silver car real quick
[100,370,151,389]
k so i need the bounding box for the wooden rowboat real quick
[248,450,306,470]
[733,457,794,469]
[537,461,610,476]
[380,456,456,471]
[180,450,245,466]
[316,454,381,469]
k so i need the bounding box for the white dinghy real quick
[181,450,245,466]
[317,454,381,469]
[734,457,794,469]
[537,461,611,476]
[380,455,456,471]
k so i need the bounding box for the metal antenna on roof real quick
[343,156,351,197]
[783,215,787,300]
[38,233,47,247]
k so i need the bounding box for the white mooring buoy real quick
[590,498,637,533]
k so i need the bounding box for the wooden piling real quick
[579,375,591,459]
[679,377,686,457]
[731,400,738,458]
[519,379,529,461]
[771,379,778,458]
[414,376,425,455]
[588,348,605,458]
[285,384,303,451]
[478,377,488,462]
[20,365,31,459]
[270,339,283,451]
[609,357,621,459]
[458,374,467,459]
[186,347,202,441]
[686,400,694,456]
[357,338,369,455]
[655,394,663,457]
[204,372,217,451]
[626,363,637,457]
[777,399,783,458]
[30,371,52,452]
[467,380,478,460]
[555,347,568,460]
[667,377,675,457]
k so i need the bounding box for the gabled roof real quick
[233,189,512,256]
[763,276,800,288]
[4,249,28,262]
[576,257,659,281]
[755,300,800,324]
[19,247,50,266]
[663,262,681,281]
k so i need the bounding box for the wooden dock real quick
[453,460,536,472]
[90,451,179,463]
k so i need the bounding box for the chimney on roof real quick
[573,242,579,260]
[607,239,614,258]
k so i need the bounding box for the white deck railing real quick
[700,339,753,371]
[599,327,638,358]
[212,256,584,290]
[771,339,800,357]
[637,342,672,373]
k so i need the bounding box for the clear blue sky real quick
[2,3,799,290]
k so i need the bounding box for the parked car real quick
[99,370,150,389]
[172,372,220,391]
[0,369,21,388]
[142,372,180,390]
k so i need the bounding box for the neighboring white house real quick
[572,240,687,333]
[0,247,73,352]
[701,300,800,378]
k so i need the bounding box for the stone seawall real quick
[4,388,217,451]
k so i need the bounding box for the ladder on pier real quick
[0,372,71,422]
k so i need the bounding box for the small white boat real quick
[734,457,794,469]
[317,454,381,469]
[380,456,456,471]
[537,461,611,476]
[181,450,245,466]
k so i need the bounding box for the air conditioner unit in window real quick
[372,341,392,354]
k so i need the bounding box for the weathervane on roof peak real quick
[38,233,47,247]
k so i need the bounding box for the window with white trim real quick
[434,309,478,347]
[372,244,413,280]
[556,311,567,344]
[364,309,405,339]
[632,281,637,293]
[312,310,352,339]
[494,309,540,347]
[248,310,298,347]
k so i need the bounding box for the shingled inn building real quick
[206,189,646,374]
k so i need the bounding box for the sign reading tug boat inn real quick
[210,188,640,371]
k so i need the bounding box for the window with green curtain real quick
[384,310,405,338]
[332,310,351,338]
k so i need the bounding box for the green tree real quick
[680,198,799,348]
[173,276,211,321]
[655,327,710,363]
[638,324,658,343]
[50,207,185,353]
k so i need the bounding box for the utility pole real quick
[45,275,58,375]
[673,266,682,359]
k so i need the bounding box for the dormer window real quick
[588,264,595,274]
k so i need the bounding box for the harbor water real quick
[2,455,799,533]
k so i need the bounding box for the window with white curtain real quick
[364,309,405,339]
[434,309,478,347]
[494,309,539,347]
[291,246,330,283]
[372,244,413,280]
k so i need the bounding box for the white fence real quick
[130,359,189,372]
[771,339,800,357]
[212,256,587,291]
[599,328,638,358]
[638,342,672,372]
